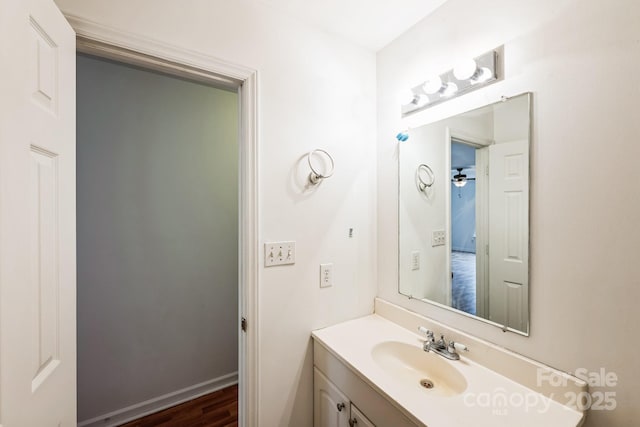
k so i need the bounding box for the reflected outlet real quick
[432,230,446,247]
[411,251,420,270]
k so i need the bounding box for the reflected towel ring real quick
[416,164,435,191]
[307,149,335,185]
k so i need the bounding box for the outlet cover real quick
[320,263,333,288]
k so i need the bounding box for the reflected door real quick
[488,140,529,331]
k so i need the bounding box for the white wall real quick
[76,54,239,421]
[57,1,378,425]
[378,0,640,425]
[399,123,447,301]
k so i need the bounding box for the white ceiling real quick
[255,0,449,51]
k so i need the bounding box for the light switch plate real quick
[264,241,296,267]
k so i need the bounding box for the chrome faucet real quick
[418,327,468,361]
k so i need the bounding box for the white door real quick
[0,0,76,425]
[349,403,376,427]
[488,140,529,331]
[314,368,350,427]
[474,147,489,318]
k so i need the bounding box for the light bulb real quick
[453,178,466,187]
[423,76,444,95]
[453,59,478,81]
[415,94,429,106]
[442,82,458,97]
[472,67,493,83]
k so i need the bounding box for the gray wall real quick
[76,54,238,421]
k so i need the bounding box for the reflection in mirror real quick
[398,93,531,335]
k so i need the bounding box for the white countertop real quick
[312,314,584,427]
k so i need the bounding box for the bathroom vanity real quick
[312,299,586,427]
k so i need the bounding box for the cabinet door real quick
[350,403,376,427]
[314,367,350,427]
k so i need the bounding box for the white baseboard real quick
[78,372,238,427]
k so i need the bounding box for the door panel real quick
[30,16,60,114]
[0,0,76,425]
[30,147,62,393]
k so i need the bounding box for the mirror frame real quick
[397,92,533,336]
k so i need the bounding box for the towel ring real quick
[416,164,435,191]
[307,149,335,185]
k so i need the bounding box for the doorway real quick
[450,141,477,315]
[0,5,258,426]
[76,53,241,426]
[447,135,490,318]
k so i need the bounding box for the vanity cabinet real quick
[314,368,376,427]
[313,341,418,427]
[314,367,350,427]
[350,403,375,427]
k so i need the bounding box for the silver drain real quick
[419,379,434,389]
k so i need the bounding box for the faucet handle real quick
[448,340,469,353]
[417,326,434,341]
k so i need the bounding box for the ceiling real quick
[255,0,449,51]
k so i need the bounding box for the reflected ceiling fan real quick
[451,167,475,188]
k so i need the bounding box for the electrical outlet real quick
[320,263,333,288]
[432,230,446,247]
[264,241,296,267]
[411,251,420,270]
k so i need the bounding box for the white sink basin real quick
[371,341,467,397]
[312,313,586,427]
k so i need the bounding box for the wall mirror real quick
[398,93,531,335]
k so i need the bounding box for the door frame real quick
[445,128,491,314]
[66,14,260,427]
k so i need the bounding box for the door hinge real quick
[241,317,247,332]
[486,165,490,176]
[486,244,489,255]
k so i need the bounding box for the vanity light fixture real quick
[402,90,428,107]
[423,76,444,94]
[453,58,493,84]
[442,82,458,97]
[401,47,501,116]
[423,76,458,97]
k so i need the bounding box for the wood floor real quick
[120,385,238,427]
